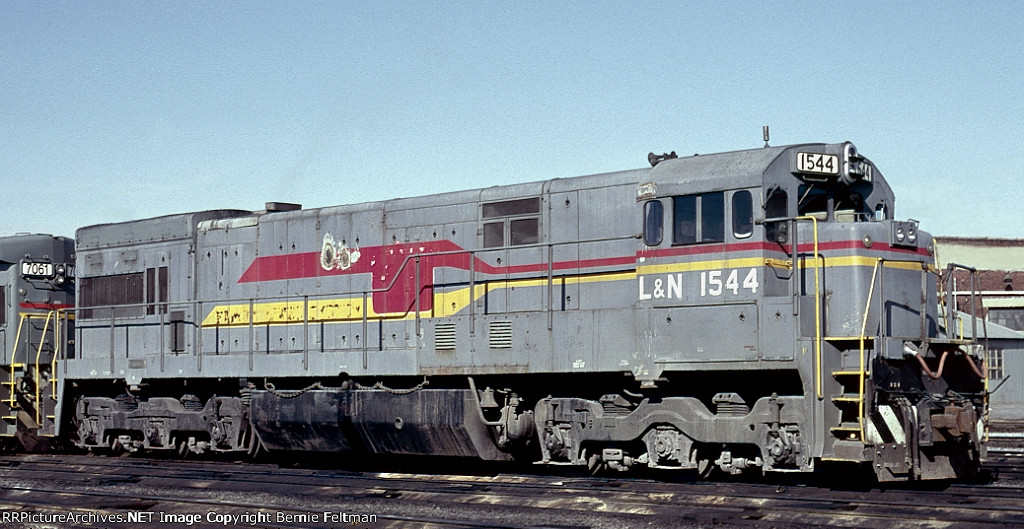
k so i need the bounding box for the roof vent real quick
[265,202,302,212]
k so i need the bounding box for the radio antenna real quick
[763,125,770,147]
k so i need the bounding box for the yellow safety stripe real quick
[202,256,929,328]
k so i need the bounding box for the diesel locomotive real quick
[0,234,75,450]
[3,142,989,481]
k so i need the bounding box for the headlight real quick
[53,263,68,287]
[892,221,920,247]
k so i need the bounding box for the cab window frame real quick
[643,200,664,246]
[672,191,725,246]
[481,197,542,248]
[764,188,789,243]
[732,190,753,239]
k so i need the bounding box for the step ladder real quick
[829,368,868,442]
[2,311,62,438]
[2,363,24,428]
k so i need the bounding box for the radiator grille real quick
[488,321,513,349]
[434,323,456,350]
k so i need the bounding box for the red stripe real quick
[638,240,929,259]
[240,239,929,284]
[235,239,930,313]
[237,240,635,313]
[18,302,73,310]
[237,241,635,284]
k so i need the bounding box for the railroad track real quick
[1,454,1023,528]
[986,430,1024,456]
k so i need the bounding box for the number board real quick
[21,261,54,278]
[796,152,839,176]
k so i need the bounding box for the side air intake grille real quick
[435,323,456,350]
[489,321,513,349]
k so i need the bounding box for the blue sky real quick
[2,2,1022,240]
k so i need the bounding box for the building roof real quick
[943,311,1024,340]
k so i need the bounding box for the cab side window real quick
[764,189,789,243]
[672,192,724,245]
[673,195,697,244]
[643,200,663,246]
[701,192,724,242]
[732,190,753,239]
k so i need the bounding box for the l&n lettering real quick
[639,269,759,300]
[638,274,683,300]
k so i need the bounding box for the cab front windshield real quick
[797,183,872,222]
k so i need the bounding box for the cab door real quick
[758,187,796,361]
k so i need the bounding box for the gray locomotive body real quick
[62,142,987,481]
[0,234,75,449]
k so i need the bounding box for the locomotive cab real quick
[0,234,75,451]
[764,144,986,480]
[632,142,986,481]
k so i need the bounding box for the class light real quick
[896,227,905,242]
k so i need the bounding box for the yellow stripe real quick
[202,270,640,327]
[637,257,767,275]
[638,255,929,275]
[202,255,929,327]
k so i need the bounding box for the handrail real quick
[33,311,54,425]
[858,259,883,443]
[5,314,28,408]
[76,234,637,323]
[73,234,636,362]
[793,216,823,400]
[5,311,60,426]
[943,263,981,342]
[943,264,989,440]
[50,310,65,402]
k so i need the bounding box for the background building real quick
[935,237,1024,419]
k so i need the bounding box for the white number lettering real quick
[698,268,760,297]
[743,268,759,294]
[725,269,739,294]
[707,270,723,296]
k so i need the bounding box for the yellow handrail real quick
[858,259,883,443]
[5,311,60,425]
[6,314,29,408]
